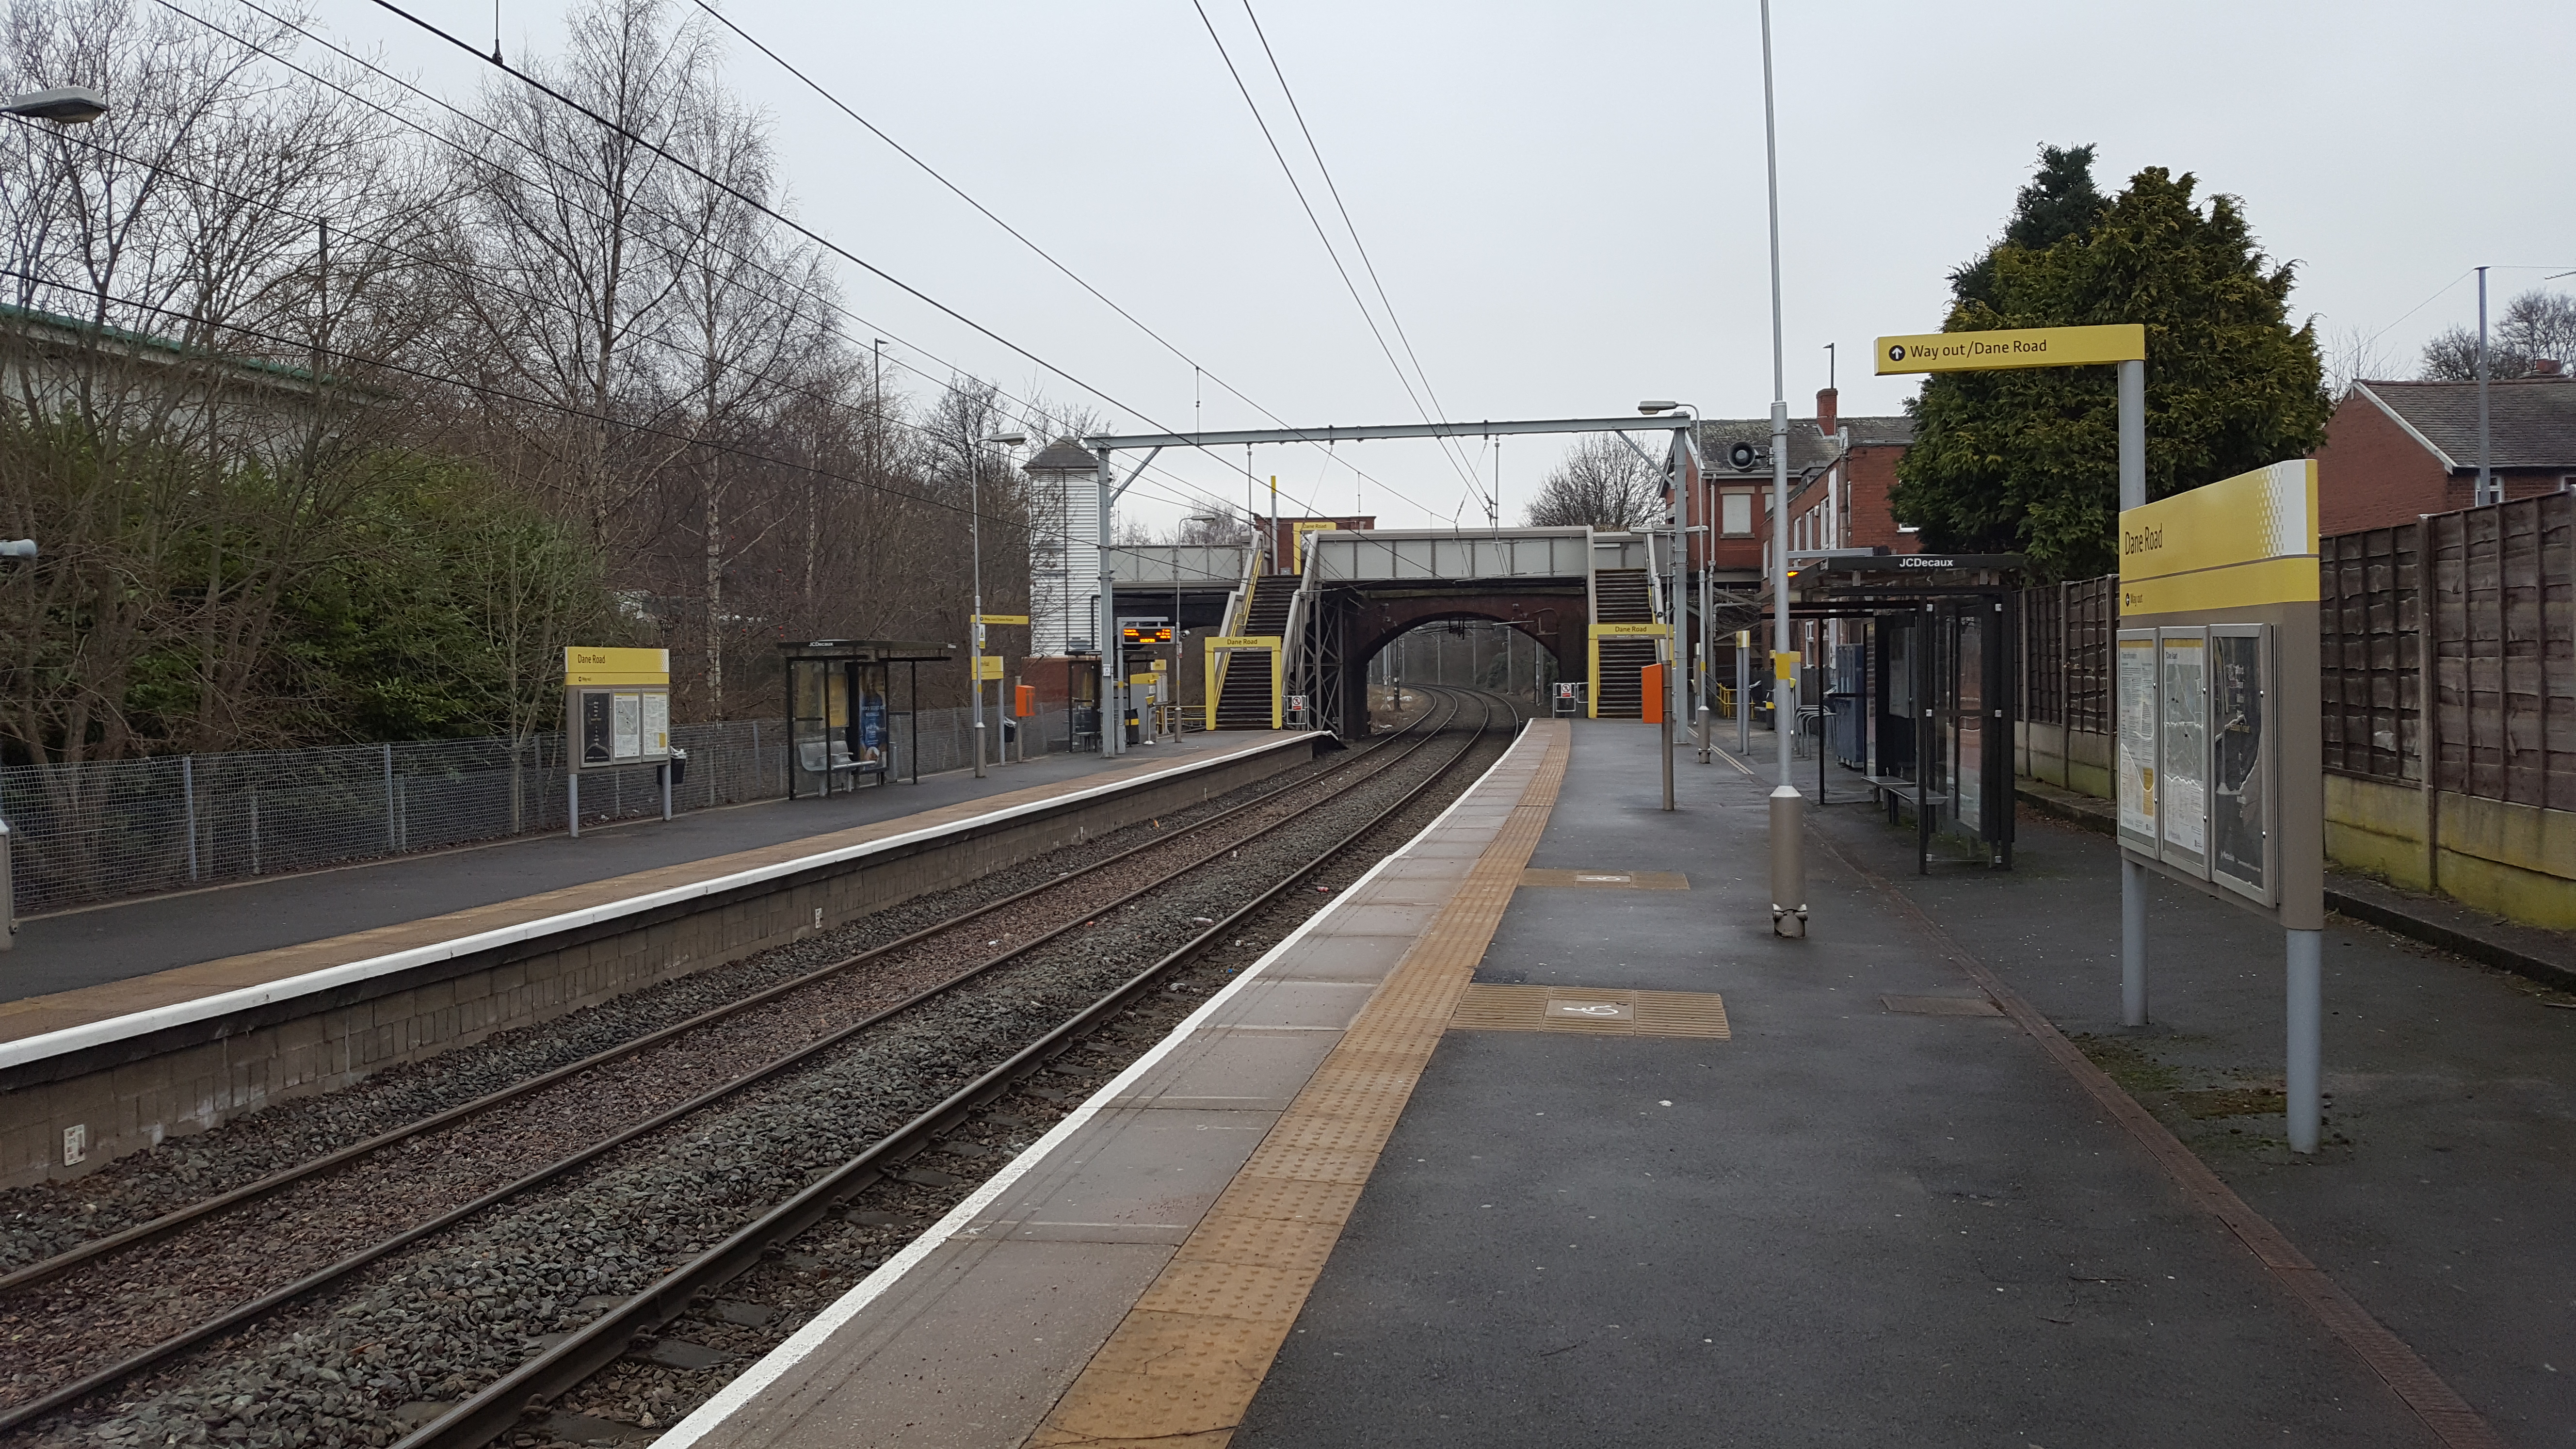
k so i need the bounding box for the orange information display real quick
[1641,663,1665,724]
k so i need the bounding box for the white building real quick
[1022,437,1101,657]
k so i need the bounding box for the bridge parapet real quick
[1307,528,1595,583]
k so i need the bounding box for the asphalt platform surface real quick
[1233,721,2566,1447]
[4,742,1208,1002]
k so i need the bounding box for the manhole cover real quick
[1449,984,1730,1039]
[1519,869,1689,890]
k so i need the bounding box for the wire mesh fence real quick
[1,704,1091,917]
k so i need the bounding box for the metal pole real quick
[568,773,579,839]
[1759,0,1803,937]
[660,760,672,821]
[971,444,985,778]
[1096,452,1120,756]
[1736,630,1750,754]
[183,755,199,881]
[384,742,397,852]
[2286,927,2322,1152]
[2118,354,2148,1020]
[2475,266,2494,507]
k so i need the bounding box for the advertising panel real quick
[2210,625,2273,905]
[2157,628,2209,876]
[2115,631,2158,850]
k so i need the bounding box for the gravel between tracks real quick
[0,741,1374,1278]
[7,699,1513,1449]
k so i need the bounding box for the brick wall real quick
[2316,389,2571,534]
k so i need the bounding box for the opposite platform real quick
[1,733,1315,1188]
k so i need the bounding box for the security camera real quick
[1725,441,1768,472]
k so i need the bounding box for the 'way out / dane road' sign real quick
[1874,323,2145,374]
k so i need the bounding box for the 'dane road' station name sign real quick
[1874,323,2146,374]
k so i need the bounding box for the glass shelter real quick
[1785,554,2025,873]
[779,639,959,799]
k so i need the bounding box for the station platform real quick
[654,715,2565,1449]
[0,733,1297,1049]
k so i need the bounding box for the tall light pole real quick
[0,538,32,953]
[1,85,107,123]
[972,432,1027,776]
[1639,402,1699,812]
[1759,0,1805,938]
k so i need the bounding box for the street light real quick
[2,86,107,123]
[970,433,1027,777]
[1758,0,1806,937]
[1638,403,1700,810]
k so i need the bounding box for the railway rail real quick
[1,689,1518,1449]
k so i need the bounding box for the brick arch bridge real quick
[1318,586,1589,737]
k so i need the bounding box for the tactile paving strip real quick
[1024,719,1571,1449]
[1447,983,1732,1038]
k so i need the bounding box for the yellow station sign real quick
[974,613,1029,626]
[2117,460,2318,615]
[1589,622,1670,638]
[1206,635,1282,650]
[1874,323,2145,375]
[564,646,669,688]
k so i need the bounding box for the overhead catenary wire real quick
[139,0,1281,528]
[1232,0,1488,516]
[1184,0,1493,526]
[2,114,1252,538]
[0,266,1253,586]
[676,0,1429,525]
[360,0,1449,530]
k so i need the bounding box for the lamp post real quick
[1758,0,1805,937]
[1639,402,1700,812]
[1,85,107,123]
[971,433,1027,777]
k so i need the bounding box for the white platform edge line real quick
[650,717,1542,1449]
[0,736,1312,1072]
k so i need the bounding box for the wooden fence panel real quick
[2019,493,2568,811]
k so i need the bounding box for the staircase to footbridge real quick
[1111,525,1758,739]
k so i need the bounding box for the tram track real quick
[1,690,1518,1449]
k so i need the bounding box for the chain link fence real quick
[1,704,1090,917]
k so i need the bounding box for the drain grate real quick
[1449,984,1730,1038]
[1880,994,2002,1017]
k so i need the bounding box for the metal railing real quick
[0,704,1091,918]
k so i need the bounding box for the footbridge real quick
[1111,525,1753,738]
[1084,415,1764,744]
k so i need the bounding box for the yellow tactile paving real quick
[1022,719,1570,1449]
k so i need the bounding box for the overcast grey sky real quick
[333,0,2576,533]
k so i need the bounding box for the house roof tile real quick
[2355,379,2576,470]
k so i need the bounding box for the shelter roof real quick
[2353,378,2576,470]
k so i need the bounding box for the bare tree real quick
[664,89,840,716]
[450,0,708,547]
[1522,434,1661,529]
[2418,289,2576,381]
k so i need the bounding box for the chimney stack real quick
[1816,386,1839,438]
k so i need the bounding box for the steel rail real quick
[0,710,1437,1300]
[401,689,1519,1449]
[0,694,1481,1436]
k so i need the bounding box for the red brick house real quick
[2314,374,2576,534]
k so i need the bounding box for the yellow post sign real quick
[975,655,1005,681]
[2117,460,2318,615]
[564,647,669,687]
[1874,323,2145,375]
[1588,622,1670,638]
[1291,519,1338,570]
[974,613,1029,626]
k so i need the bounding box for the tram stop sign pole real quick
[2111,461,2327,1152]
[1879,325,2327,1154]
